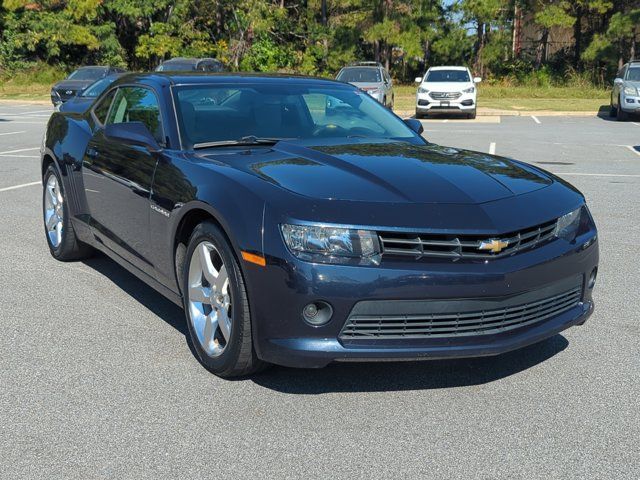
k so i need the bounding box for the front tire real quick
[42,165,93,261]
[467,110,477,120]
[182,221,266,377]
[617,97,629,121]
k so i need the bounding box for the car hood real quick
[422,81,473,92]
[215,140,552,205]
[53,79,94,91]
[625,80,640,89]
[59,97,94,113]
[348,82,384,90]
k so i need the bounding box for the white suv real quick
[415,66,481,119]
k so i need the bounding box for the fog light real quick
[588,268,597,289]
[302,301,333,326]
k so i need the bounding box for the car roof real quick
[112,72,349,89]
[428,66,469,71]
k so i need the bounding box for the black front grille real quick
[340,286,581,340]
[54,89,77,101]
[430,91,462,100]
[379,219,557,260]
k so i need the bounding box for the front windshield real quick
[337,68,382,83]
[626,67,640,81]
[425,70,470,82]
[68,68,107,81]
[81,77,116,98]
[174,84,419,148]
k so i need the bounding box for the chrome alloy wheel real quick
[44,174,64,248]
[187,241,232,357]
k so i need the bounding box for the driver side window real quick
[106,87,164,144]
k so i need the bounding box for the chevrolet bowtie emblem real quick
[478,239,509,253]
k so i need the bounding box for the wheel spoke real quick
[198,243,217,285]
[213,264,228,293]
[217,308,231,341]
[202,313,218,348]
[46,184,57,206]
[45,212,58,231]
[189,285,211,304]
[55,221,63,246]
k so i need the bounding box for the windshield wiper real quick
[193,136,291,149]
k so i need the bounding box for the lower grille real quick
[430,91,462,100]
[379,219,557,260]
[340,286,581,339]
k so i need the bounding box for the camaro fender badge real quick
[150,204,170,218]
[65,90,73,95]
[478,239,509,253]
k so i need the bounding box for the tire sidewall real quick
[182,223,247,374]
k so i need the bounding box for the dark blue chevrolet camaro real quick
[41,73,599,377]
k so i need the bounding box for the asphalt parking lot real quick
[1,103,639,479]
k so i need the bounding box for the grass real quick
[392,84,609,113]
[0,64,66,102]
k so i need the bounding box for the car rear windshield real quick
[174,83,418,148]
[425,70,470,82]
[626,67,640,81]
[68,67,107,81]
[337,68,382,83]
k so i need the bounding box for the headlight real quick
[623,86,639,96]
[554,206,595,243]
[281,224,381,265]
[418,87,429,94]
[463,86,475,94]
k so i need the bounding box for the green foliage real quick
[0,0,637,86]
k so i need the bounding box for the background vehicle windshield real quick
[425,70,470,82]
[337,68,381,83]
[68,67,107,81]
[80,77,116,97]
[174,84,417,147]
[157,62,196,71]
[626,67,640,81]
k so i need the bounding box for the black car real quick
[156,57,224,72]
[41,73,598,377]
[58,74,126,113]
[51,66,126,106]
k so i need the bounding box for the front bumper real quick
[245,232,598,368]
[416,92,476,113]
[621,95,640,113]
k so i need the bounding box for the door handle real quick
[86,147,98,158]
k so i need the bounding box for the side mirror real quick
[104,121,161,151]
[614,78,623,85]
[473,77,482,83]
[415,77,423,84]
[404,118,424,135]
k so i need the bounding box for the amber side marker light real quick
[241,251,266,267]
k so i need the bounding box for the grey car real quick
[336,62,394,108]
[156,57,224,72]
[610,61,640,121]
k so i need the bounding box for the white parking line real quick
[0,131,26,136]
[489,142,496,155]
[531,115,541,124]
[0,181,40,193]
[626,146,640,157]
[0,154,40,158]
[632,122,640,126]
[0,147,40,155]
[0,110,52,116]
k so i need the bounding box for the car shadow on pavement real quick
[251,335,569,393]
[82,254,188,336]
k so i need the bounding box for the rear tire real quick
[42,165,93,261]
[182,221,267,378]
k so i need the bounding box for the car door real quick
[82,85,165,275]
